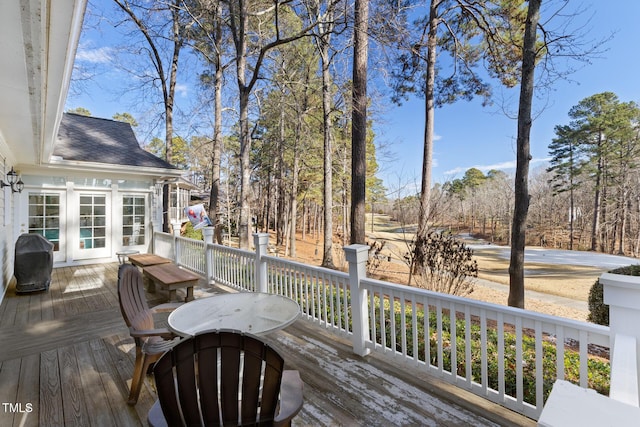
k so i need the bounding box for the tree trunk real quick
[413,0,439,271]
[321,39,335,267]
[508,0,540,309]
[590,135,604,251]
[208,1,223,244]
[276,101,286,246]
[350,0,369,245]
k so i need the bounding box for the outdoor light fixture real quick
[0,166,24,193]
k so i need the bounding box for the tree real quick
[547,124,583,249]
[227,1,319,249]
[306,0,346,267]
[508,0,540,309]
[113,112,139,127]
[113,0,187,231]
[389,0,513,273]
[184,0,230,243]
[350,0,368,245]
[67,107,92,116]
[145,135,190,169]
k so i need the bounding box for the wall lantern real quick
[1,166,24,193]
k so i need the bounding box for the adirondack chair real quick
[148,330,304,427]
[117,263,181,405]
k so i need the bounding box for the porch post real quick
[202,227,215,284]
[344,244,371,357]
[253,233,269,293]
[601,272,640,407]
[171,220,181,263]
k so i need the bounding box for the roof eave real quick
[44,158,183,178]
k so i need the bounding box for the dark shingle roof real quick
[54,113,176,169]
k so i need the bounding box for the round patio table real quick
[167,292,300,337]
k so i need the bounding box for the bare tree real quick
[113,0,187,232]
[227,1,319,249]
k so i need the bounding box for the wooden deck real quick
[0,263,535,426]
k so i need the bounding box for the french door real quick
[76,192,111,259]
[26,191,66,263]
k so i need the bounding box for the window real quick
[79,194,106,249]
[123,195,145,246]
[28,193,60,251]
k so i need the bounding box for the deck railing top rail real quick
[152,231,640,420]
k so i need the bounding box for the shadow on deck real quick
[0,263,534,426]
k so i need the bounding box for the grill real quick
[14,234,54,293]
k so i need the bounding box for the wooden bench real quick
[142,263,200,302]
[127,253,173,292]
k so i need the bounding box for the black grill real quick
[14,234,54,293]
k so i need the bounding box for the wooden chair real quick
[148,330,304,427]
[117,263,181,405]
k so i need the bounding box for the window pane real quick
[30,195,44,204]
[94,216,106,226]
[46,218,59,228]
[94,206,105,216]
[46,195,59,204]
[45,230,59,241]
[30,205,43,216]
[30,218,44,228]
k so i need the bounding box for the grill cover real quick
[14,234,54,293]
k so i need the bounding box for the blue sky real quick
[67,1,640,194]
[376,1,640,189]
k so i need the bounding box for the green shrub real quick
[588,264,640,326]
[182,221,203,240]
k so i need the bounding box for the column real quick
[253,233,270,293]
[344,244,371,357]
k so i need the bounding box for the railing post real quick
[253,233,269,293]
[601,272,640,407]
[171,220,181,262]
[202,227,215,284]
[344,244,371,357]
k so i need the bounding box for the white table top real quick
[168,292,300,337]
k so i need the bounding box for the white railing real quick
[153,231,175,259]
[176,236,206,275]
[208,243,256,291]
[265,255,352,335]
[361,276,610,419]
[152,231,615,420]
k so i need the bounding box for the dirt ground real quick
[271,215,605,322]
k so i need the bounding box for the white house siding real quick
[18,173,159,267]
[0,159,17,305]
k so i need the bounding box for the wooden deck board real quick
[16,354,39,427]
[0,263,535,427]
[40,349,63,427]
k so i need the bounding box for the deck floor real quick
[0,263,534,426]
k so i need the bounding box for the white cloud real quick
[175,84,189,97]
[76,46,114,64]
